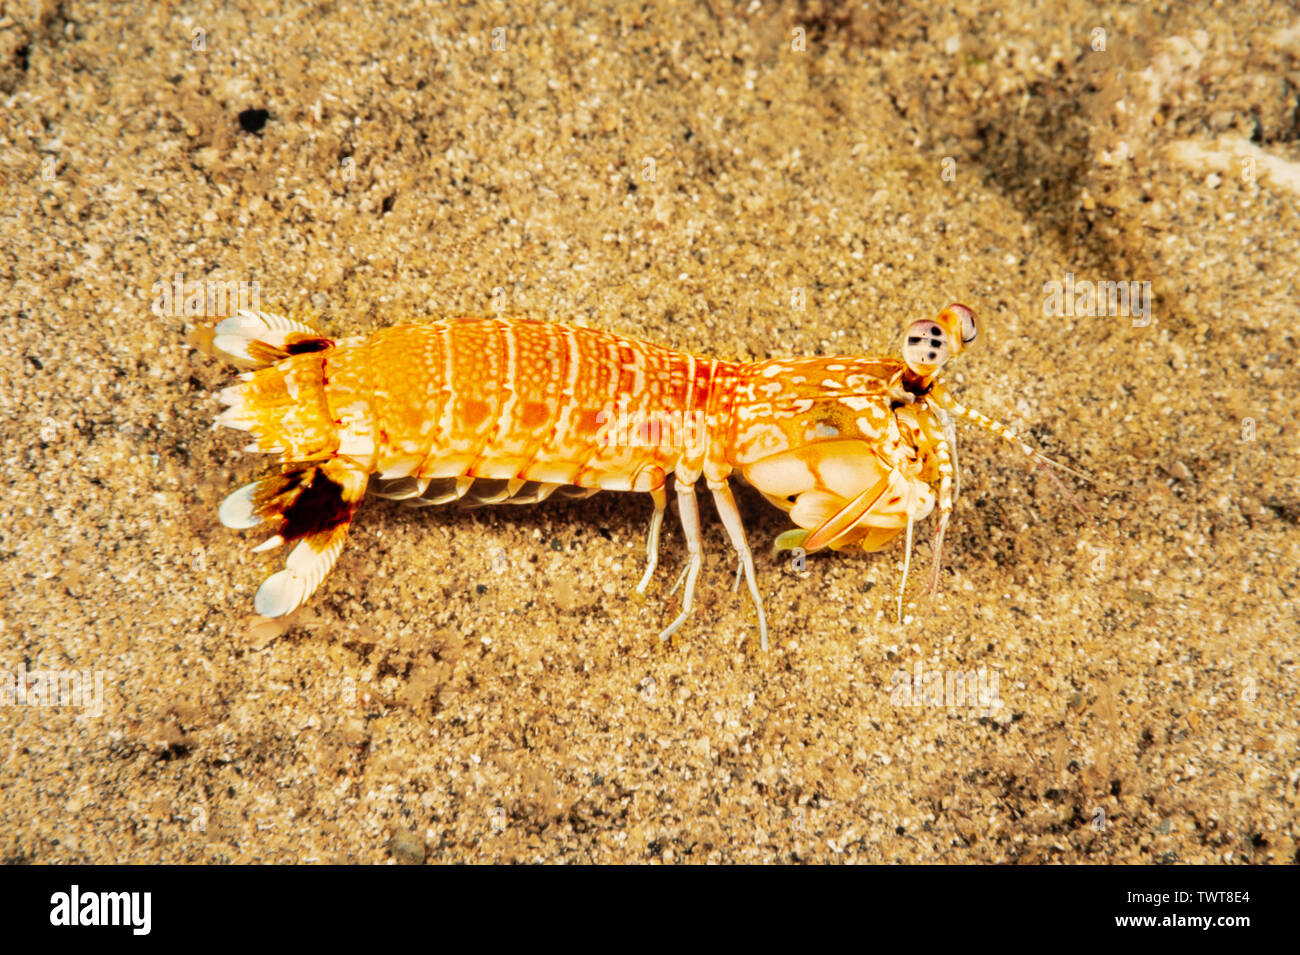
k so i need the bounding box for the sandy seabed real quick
[1,0,1297,863]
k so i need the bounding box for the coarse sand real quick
[1,0,1297,863]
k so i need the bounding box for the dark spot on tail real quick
[280,469,355,541]
[285,338,332,355]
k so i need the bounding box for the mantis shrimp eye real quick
[903,320,952,370]
[901,304,978,375]
[953,303,978,344]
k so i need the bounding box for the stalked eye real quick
[952,304,978,344]
[903,320,951,370]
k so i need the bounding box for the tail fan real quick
[210,309,334,369]
[219,461,368,617]
[207,310,364,616]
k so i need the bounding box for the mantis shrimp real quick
[208,304,1083,649]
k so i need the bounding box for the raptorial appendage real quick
[729,304,1088,622]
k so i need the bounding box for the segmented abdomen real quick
[228,318,736,496]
